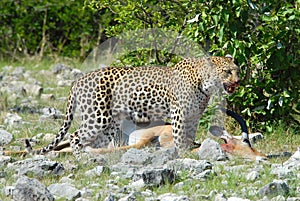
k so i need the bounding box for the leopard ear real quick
[225,54,234,62]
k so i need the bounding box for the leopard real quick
[28,54,240,155]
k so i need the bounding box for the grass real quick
[0,58,299,200]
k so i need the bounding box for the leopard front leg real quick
[171,108,196,156]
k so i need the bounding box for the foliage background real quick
[0,0,299,131]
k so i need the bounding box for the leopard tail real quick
[29,86,76,154]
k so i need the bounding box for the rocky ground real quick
[0,63,299,201]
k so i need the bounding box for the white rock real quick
[228,197,250,201]
[0,129,13,145]
[157,193,190,201]
[128,179,145,190]
[4,113,23,127]
[198,138,227,161]
[48,183,80,200]
[85,166,107,177]
[41,94,55,101]
[246,171,260,181]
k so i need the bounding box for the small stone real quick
[13,176,54,201]
[157,193,189,201]
[128,179,145,190]
[75,198,90,201]
[4,113,23,127]
[52,63,72,74]
[167,158,212,175]
[4,186,14,197]
[142,168,176,186]
[193,169,214,180]
[12,67,25,77]
[57,80,73,87]
[39,107,63,120]
[121,148,152,165]
[287,198,300,201]
[0,155,12,167]
[48,183,81,200]
[41,94,55,101]
[246,171,260,181]
[104,194,117,201]
[70,69,84,79]
[0,129,13,146]
[23,83,43,97]
[174,181,184,190]
[42,133,56,142]
[8,158,64,177]
[141,189,154,197]
[197,138,227,161]
[228,197,250,201]
[59,176,74,184]
[259,180,289,198]
[214,193,227,201]
[85,166,109,177]
[150,147,178,166]
[119,192,140,201]
[270,195,286,201]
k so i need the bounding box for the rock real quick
[128,179,145,190]
[228,197,250,201]
[41,94,55,101]
[70,69,84,80]
[103,194,118,201]
[57,80,73,87]
[283,147,300,166]
[193,169,214,180]
[12,66,25,78]
[3,186,14,197]
[270,195,286,201]
[119,192,140,201]
[157,193,189,201]
[88,156,107,165]
[0,80,25,98]
[75,198,90,201]
[197,138,227,161]
[287,198,300,201]
[85,166,109,177]
[39,107,63,120]
[259,180,289,198]
[167,158,212,176]
[142,168,176,186]
[214,193,227,201]
[42,133,56,142]
[0,129,13,145]
[13,176,54,201]
[121,148,152,165]
[0,155,12,167]
[271,147,300,178]
[52,63,72,74]
[4,113,23,127]
[150,147,178,166]
[8,157,64,177]
[48,183,81,200]
[141,189,155,197]
[246,170,260,181]
[23,83,43,97]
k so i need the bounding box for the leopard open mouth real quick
[223,82,238,94]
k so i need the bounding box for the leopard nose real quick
[235,79,240,85]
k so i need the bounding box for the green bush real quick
[0,0,111,59]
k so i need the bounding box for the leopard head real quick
[210,54,240,94]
